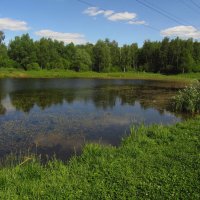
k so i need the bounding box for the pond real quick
[0,78,186,161]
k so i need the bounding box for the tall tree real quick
[0,31,5,45]
[8,34,37,70]
[160,37,169,71]
[71,48,92,71]
[130,43,139,70]
[105,39,120,70]
[93,40,111,72]
[120,45,131,72]
[0,31,15,68]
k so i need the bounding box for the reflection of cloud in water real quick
[34,133,84,148]
[34,133,85,160]
[91,113,132,126]
[1,95,16,113]
[0,110,134,159]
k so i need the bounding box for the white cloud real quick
[83,7,114,17]
[35,29,87,44]
[103,10,115,17]
[0,18,29,31]
[161,26,200,39]
[107,12,137,21]
[128,20,146,25]
[84,7,145,25]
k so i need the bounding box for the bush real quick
[109,66,122,72]
[171,82,200,113]
[192,65,200,72]
[26,63,40,71]
[161,65,177,74]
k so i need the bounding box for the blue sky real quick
[0,0,200,46]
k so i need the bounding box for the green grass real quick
[0,68,200,82]
[0,116,199,199]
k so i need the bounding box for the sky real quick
[0,0,200,46]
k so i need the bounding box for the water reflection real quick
[6,86,181,113]
[0,78,186,161]
[0,101,6,115]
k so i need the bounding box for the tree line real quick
[0,31,200,73]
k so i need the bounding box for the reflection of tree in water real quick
[9,89,76,112]
[0,92,6,115]
[92,87,117,109]
[0,83,182,162]
[91,85,176,113]
[8,85,178,113]
[126,85,172,114]
[0,103,6,115]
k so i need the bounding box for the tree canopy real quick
[0,31,200,73]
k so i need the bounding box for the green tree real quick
[35,38,50,69]
[120,45,131,72]
[35,38,68,69]
[160,37,169,72]
[65,43,76,68]
[0,31,5,45]
[0,44,14,68]
[8,34,37,70]
[0,32,15,68]
[193,41,200,72]
[179,49,194,73]
[130,43,139,70]
[93,40,111,72]
[105,39,121,71]
[138,40,154,71]
[72,48,92,71]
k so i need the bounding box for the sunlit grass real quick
[0,68,200,82]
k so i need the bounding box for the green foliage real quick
[0,32,9,68]
[93,40,111,72]
[0,31,5,45]
[192,64,200,72]
[8,34,37,70]
[1,31,200,74]
[49,58,64,69]
[172,83,200,113]
[0,44,15,68]
[0,117,199,199]
[105,39,121,68]
[109,66,122,72]
[72,48,92,71]
[26,63,40,71]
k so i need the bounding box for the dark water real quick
[0,78,186,161]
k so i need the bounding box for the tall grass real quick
[172,82,200,113]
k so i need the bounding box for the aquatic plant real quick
[172,82,200,114]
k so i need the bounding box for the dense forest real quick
[0,31,200,74]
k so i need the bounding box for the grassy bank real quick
[0,68,200,82]
[0,116,199,199]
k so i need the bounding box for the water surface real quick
[0,78,186,160]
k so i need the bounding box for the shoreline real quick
[0,69,199,83]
